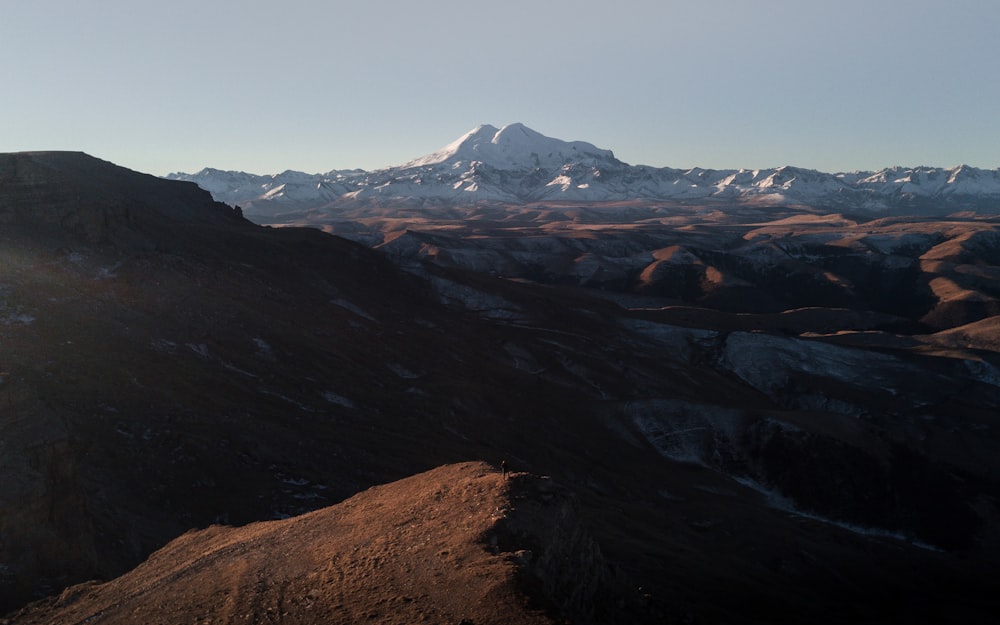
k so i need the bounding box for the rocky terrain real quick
[3,151,1000,624]
[9,462,647,625]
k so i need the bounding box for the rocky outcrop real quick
[0,152,128,243]
[8,463,653,625]
[0,390,97,611]
[493,473,655,624]
[0,152,247,246]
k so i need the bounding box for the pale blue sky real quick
[2,0,997,175]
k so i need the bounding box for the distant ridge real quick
[166,124,1000,216]
[1,151,247,246]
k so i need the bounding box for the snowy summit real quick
[400,123,620,170]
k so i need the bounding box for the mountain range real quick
[167,123,1000,216]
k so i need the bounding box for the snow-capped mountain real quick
[399,122,619,170]
[171,168,366,211]
[167,124,1000,216]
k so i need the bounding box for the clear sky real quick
[2,0,998,176]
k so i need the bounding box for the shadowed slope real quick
[0,151,246,247]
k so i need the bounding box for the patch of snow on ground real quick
[151,339,178,353]
[95,263,122,280]
[259,389,316,412]
[732,475,942,551]
[253,337,273,355]
[720,331,904,397]
[963,359,1000,389]
[626,400,743,466]
[1,313,34,325]
[322,391,356,408]
[619,318,717,363]
[427,275,526,320]
[860,232,940,255]
[186,343,209,358]
[331,298,377,322]
[221,361,258,378]
[387,363,420,379]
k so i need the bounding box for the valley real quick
[3,139,1000,624]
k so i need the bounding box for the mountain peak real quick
[491,122,543,144]
[400,123,619,170]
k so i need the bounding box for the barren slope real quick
[10,463,644,625]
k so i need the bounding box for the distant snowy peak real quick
[167,124,1000,215]
[400,123,621,170]
[165,167,365,209]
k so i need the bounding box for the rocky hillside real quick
[333,206,1000,332]
[1,151,245,246]
[9,463,648,625]
[0,152,665,619]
